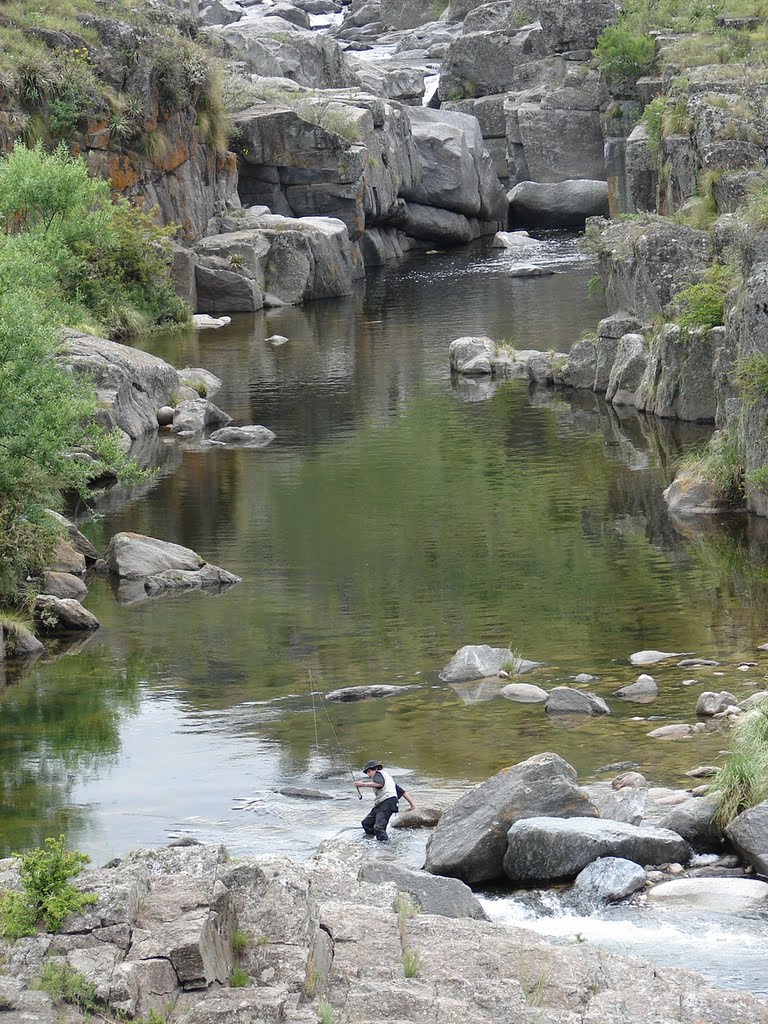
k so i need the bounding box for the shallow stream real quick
[3,235,768,990]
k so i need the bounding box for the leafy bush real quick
[0,836,96,940]
[712,697,768,826]
[593,24,655,83]
[0,142,183,601]
[672,264,735,330]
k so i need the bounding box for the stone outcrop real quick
[33,596,100,634]
[509,179,609,226]
[424,752,599,883]
[725,800,768,875]
[3,839,765,1024]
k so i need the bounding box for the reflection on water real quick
[2,238,768,893]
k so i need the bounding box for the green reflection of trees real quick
[82,383,716,717]
[0,648,145,856]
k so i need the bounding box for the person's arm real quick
[355,771,385,792]
[396,784,415,811]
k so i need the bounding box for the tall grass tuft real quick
[712,698,768,826]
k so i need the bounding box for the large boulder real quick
[439,24,550,100]
[725,799,768,875]
[380,0,439,29]
[105,533,236,589]
[207,425,276,448]
[606,333,648,407]
[403,107,508,224]
[545,687,610,715]
[449,337,495,375]
[439,643,540,681]
[56,332,185,441]
[424,752,599,884]
[503,817,691,882]
[658,796,725,854]
[452,0,619,50]
[39,571,88,602]
[634,325,720,423]
[213,18,354,89]
[33,595,99,634]
[508,179,609,227]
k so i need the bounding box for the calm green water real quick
[3,236,768,867]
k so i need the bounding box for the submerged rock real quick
[545,687,610,715]
[325,684,417,701]
[207,425,276,448]
[630,649,690,665]
[499,683,549,703]
[614,674,659,700]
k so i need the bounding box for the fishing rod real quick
[308,670,363,799]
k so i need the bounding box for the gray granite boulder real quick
[614,674,658,699]
[500,682,548,702]
[33,595,99,633]
[172,399,232,435]
[606,332,647,407]
[360,862,489,920]
[40,571,88,602]
[509,179,609,227]
[424,752,598,884]
[545,686,610,715]
[696,691,739,716]
[725,799,768,875]
[658,796,725,854]
[439,643,540,681]
[449,336,495,375]
[325,684,416,701]
[105,534,234,589]
[570,856,647,904]
[504,817,691,882]
[143,565,242,596]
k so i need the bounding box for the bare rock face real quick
[424,752,598,884]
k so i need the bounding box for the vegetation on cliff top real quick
[0,143,185,605]
[0,0,228,156]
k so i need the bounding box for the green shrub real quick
[673,264,735,330]
[736,353,768,404]
[0,836,96,940]
[593,24,655,83]
[232,927,250,955]
[34,961,96,1012]
[712,698,768,825]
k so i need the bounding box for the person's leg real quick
[373,805,391,841]
[361,808,376,836]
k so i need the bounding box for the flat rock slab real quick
[325,684,418,702]
[207,425,276,448]
[360,861,489,920]
[503,816,690,883]
[508,265,555,277]
[545,686,610,715]
[648,877,768,912]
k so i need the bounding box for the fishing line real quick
[308,670,363,799]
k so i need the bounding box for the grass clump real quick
[593,23,655,83]
[230,966,250,987]
[318,1002,334,1024]
[34,961,97,1012]
[712,697,768,826]
[402,948,422,978]
[677,429,744,504]
[736,353,768,404]
[232,927,250,956]
[0,836,96,941]
[672,264,735,330]
[294,99,362,143]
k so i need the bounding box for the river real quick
[3,234,768,989]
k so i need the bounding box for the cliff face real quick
[0,1,237,239]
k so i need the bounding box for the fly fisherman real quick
[355,759,415,841]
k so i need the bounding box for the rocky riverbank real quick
[2,818,768,1024]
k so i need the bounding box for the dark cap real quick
[361,759,383,772]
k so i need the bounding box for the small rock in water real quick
[596,760,640,773]
[192,314,231,329]
[630,649,690,666]
[648,876,768,911]
[678,658,719,667]
[647,723,695,739]
[738,663,756,670]
[757,642,768,651]
[157,405,175,426]
[685,765,719,778]
[276,787,334,800]
[573,673,596,683]
[325,684,418,702]
[612,771,647,790]
[681,679,698,686]
[266,334,289,346]
[508,264,554,277]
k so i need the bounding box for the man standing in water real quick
[355,759,415,841]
